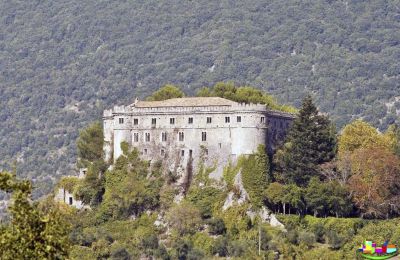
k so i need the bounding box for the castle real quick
[103,97,294,180]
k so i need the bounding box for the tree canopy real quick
[146,84,185,101]
[0,172,70,259]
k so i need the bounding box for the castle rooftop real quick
[134,97,237,108]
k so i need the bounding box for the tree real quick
[75,122,107,206]
[166,202,202,235]
[241,145,270,208]
[98,148,162,220]
[0,172,70,259]
[146,84,185,101]
[265,182,286,214]
[338,120,388,157]
[196,82,297,113]
[347,147,400,218]
[305,177,352,217]
[384,124,400,156]
[275,96,337,186]
[76,122,104,165]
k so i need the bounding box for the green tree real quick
[98,148,162,221]
[0,172,70,259]
[146,84,185,101]
[305,177,352,217]
[275,95,337,186]
[265,182,286,213]
[241,145,270,208]
[75,122,107,206]
[385,124,400,156]
[76,122,104,165]
[197,82,297,113]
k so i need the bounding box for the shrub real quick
[207,218,226,235]
[212,237,228,257]
[297,231,316,247]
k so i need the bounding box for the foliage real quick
[338,120,389,157]
[166,201,202,235]
[98,148,162,221]
[305,178,352,218]
[57,176,81,194]
[275,96,337,186]
[0,172,70,259]
[76,122,104,165]
[146,84,185,101]
[207,218,226,235]
[241,145,270,208]
[186,186,224,219]
[197,82,297,113]
[347,146,400,218]
[222,160,241,190]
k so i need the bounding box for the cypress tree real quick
[275,95,336,186]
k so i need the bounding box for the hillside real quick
[1,0,400,195]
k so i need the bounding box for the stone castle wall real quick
[103,100,294,180]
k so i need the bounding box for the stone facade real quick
[103,97,294,180]
[54,168,88,209]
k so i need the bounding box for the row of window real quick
[133,131,207,142]
[119,116,266,125]
[142,148,207,157]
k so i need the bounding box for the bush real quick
[325,230,345,249]
[207,218,226,235]
[212,237,228,257]
[228,240,249,257]
[110,247,131,260]
[297,231,316,247]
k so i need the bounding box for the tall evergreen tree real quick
[275,96,337,186]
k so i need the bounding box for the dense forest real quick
[1,0,400,196]
[1,86,399,259]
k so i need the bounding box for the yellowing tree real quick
[338,120,389,157]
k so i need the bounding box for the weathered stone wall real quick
[103,100,294,179]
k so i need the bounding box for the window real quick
[145,133,150,142]
[161,149,165,156]
[152,118,156,125]
[202,132,207,141]
[237,116,241,122]
[219,143,222,148]
[69,197,73,205]
[181,150,185,156]
[205,149,209,155]
[188,117,193,124]
[189,150,193,157]
[133,118,138,125]
[170,118,175,124]
[179,132,184,141]
[119,118,124,124]
[261,117,265,123]
[225,116,230,123]
[144,149,148,155]
[207,117,212,124]
[161,132,167,142]
[134,133,139,142]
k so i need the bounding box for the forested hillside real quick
[1,0,400,196]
